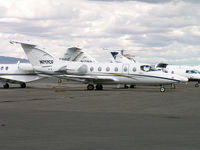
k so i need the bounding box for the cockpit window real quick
[186,70,198,74]
[140,65,157,72]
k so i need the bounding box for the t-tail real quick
[10,40,54,68]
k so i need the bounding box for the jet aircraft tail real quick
[10,40,54,67]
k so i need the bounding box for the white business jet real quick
[10,41,188,92]
[156,63,200,87]
[60,47,96,63]
[0,62,43,88]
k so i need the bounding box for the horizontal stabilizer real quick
[10,40,37,47]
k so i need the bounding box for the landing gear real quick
[170,84,176,89]
[130,85,135,88]
[58,79,62,83]
[160,86,165,92]
[96,84,103,90]
[87,84,94,90]
[20,83,26,88]
[124,84,129,89]
[195,83,199,87]
[3,83,9,89]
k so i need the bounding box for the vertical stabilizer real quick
[10,41,54,67]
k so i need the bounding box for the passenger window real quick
[90,67,94,72]
[171,71,174,74]
[106,67,110,72]
[98,67,102,72]
[124,67,128,72]
[6,67,8,70]
[114,67,118,72]
[1,66,4,70]
[132,67,136,72]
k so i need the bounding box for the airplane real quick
[156,63,200,87]
[111,51,200,88]
[10,40,188,92]
[59,47,97,63]
[0,61,43,89]
[111,50,136,63]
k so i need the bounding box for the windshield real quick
[186,70,198,74]
[140,65,158,72]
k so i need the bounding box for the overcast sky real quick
[0,0,200,65]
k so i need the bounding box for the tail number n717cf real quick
[39,60,54,64]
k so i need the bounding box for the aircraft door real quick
[122,64,129,74]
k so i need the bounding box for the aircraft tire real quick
[160,87,165,92]
[20,83,26,88]
[87,84,94,90]
[3,83,9,89]
[96,84,103,90]
[124,84,129,89]
[195,83,199,88]
[130,85,135,88]
[170,84,175,89]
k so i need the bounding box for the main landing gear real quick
[87,84,94,90]
[2,83,26,89]
[20,83,26,88]
[124,84,135,89]
[87,84,103,90]
[3,83,9,89]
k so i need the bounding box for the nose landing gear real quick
[160,86,165,92]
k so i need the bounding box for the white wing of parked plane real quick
[0,75,41,83]
[60,74,118,83]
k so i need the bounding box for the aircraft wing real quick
[59,74,118,83]
[0,75,43,84]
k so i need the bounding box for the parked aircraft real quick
[0,62,43,88]
[10,41,188,92]
[59,47,96,63]
[156,63,200,87]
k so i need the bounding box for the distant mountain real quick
[0,56,29,64]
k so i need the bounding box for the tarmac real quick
[0,79,200,150]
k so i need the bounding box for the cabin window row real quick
[0,66,9,70]
[89,66,137,72]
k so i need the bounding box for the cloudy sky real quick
[0,0,200,65]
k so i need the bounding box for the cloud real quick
[0,0,200,65]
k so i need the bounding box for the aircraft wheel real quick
[96,84,103,90]
[3,83,9,89]
[130,85,135,88]
[160,87,165,92]
[87,84,94,90]
[58,79,62,83]
[20,83,26,88]
[170,84,175,89]
[195,83,199,87]
[124,84,129,89]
